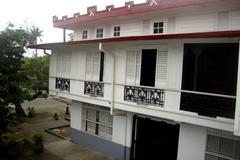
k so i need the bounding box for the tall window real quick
[96,28,103,38]
[153,22,164,34]
[113,26,120,37]
[56,52,72,75]
[86,52,105,81]
[82,30,88,39]
[205,129,240,160]
[82,104,113,140]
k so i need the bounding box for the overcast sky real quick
[0,0,145,43]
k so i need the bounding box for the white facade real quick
[44,1,240,160]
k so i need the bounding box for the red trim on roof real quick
[53,0,218,28]
[28,30,240,50]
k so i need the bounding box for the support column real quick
[63,28,66,42]
[234,41,240,136]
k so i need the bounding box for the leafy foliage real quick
[27,107,36,117]
[53,112,59,120]
[31,132,44,145]
[0,24,44,127]
[0,132,25,157]
[22,55,49,98]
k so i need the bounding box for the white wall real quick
[112,112,133,147]
[71,4,240,41]
[175,13,217,33]
[70,101,82,130]
[177,123,207,160]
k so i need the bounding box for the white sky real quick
[0,0,145,43]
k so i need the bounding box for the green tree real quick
[0,24,42,120]
[22,56,49,99]
[27,26,43,57]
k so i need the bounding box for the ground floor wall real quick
[70,101,240,160]
[70,100,132,160]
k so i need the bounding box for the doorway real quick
[131,116,180,160]
[140,49,157,87]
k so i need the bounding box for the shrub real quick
[53,112,59,120]
[1,132,25,158]
[31,132,44,145]
[31,132,44,153]
[27,107,36,117]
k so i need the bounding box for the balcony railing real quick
[84,81,104,97]
[55,78,70,92]
[180,92,236,119]
[124,85,165,107]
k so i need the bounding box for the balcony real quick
[124,85,165,107]
[55,78,70,92]
[84,81,104,97]
[180,92,236,119]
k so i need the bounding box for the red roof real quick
[53,0,219,29]
[28,30,240,50]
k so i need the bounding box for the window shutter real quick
[155,50,168,86]
[86,52,100,81]
[56,53,72,76]
[126,51,141,85]
[135,51,141,85]
[66,53,72,74]
[92,52,100,81]
[56,53,62,75]
[86,53,93,80]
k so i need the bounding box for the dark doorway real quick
[181,43,239,118]
[131,116,179,160]
[140,49,157,87]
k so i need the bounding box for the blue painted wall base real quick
[70,128,130,160]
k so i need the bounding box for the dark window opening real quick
[114,26,120,37]
[140,49,157,87]
[181,43,239,118]
[99,52,104,82]
[153,22,164,34]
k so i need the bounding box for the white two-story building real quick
[29,0,240,159]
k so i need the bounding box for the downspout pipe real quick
[43,49,51,56]
[99,42,115,115]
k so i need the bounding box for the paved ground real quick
[13,98,113,160]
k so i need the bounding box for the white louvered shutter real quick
[86,53,93,80]
[135,51,141,85]
[56,53,62,76]
[155,50,168,86]
[62,54,67,74]
[66,53,72,74]
[126,51,141,85]
[92,52,100,81]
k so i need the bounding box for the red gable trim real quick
[53,0,218,28]
[28,30,240,50]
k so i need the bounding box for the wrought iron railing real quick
[180,93,236,119]
[124,85,165,106]
[84,81,104,97]
[55,78,70,92]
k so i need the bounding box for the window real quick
[113,26,120,37]
[125,49,168,86]
[153,22,164,34]
[82,30,88,39]
[205,129,240,160]
[181,43,238,119]
[86,52,105,81]
[56,52,72,75]
[96,28,103,38]
[82,104,113,140]
[125,51,141,85]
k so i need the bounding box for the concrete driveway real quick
[19,97,113,160]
